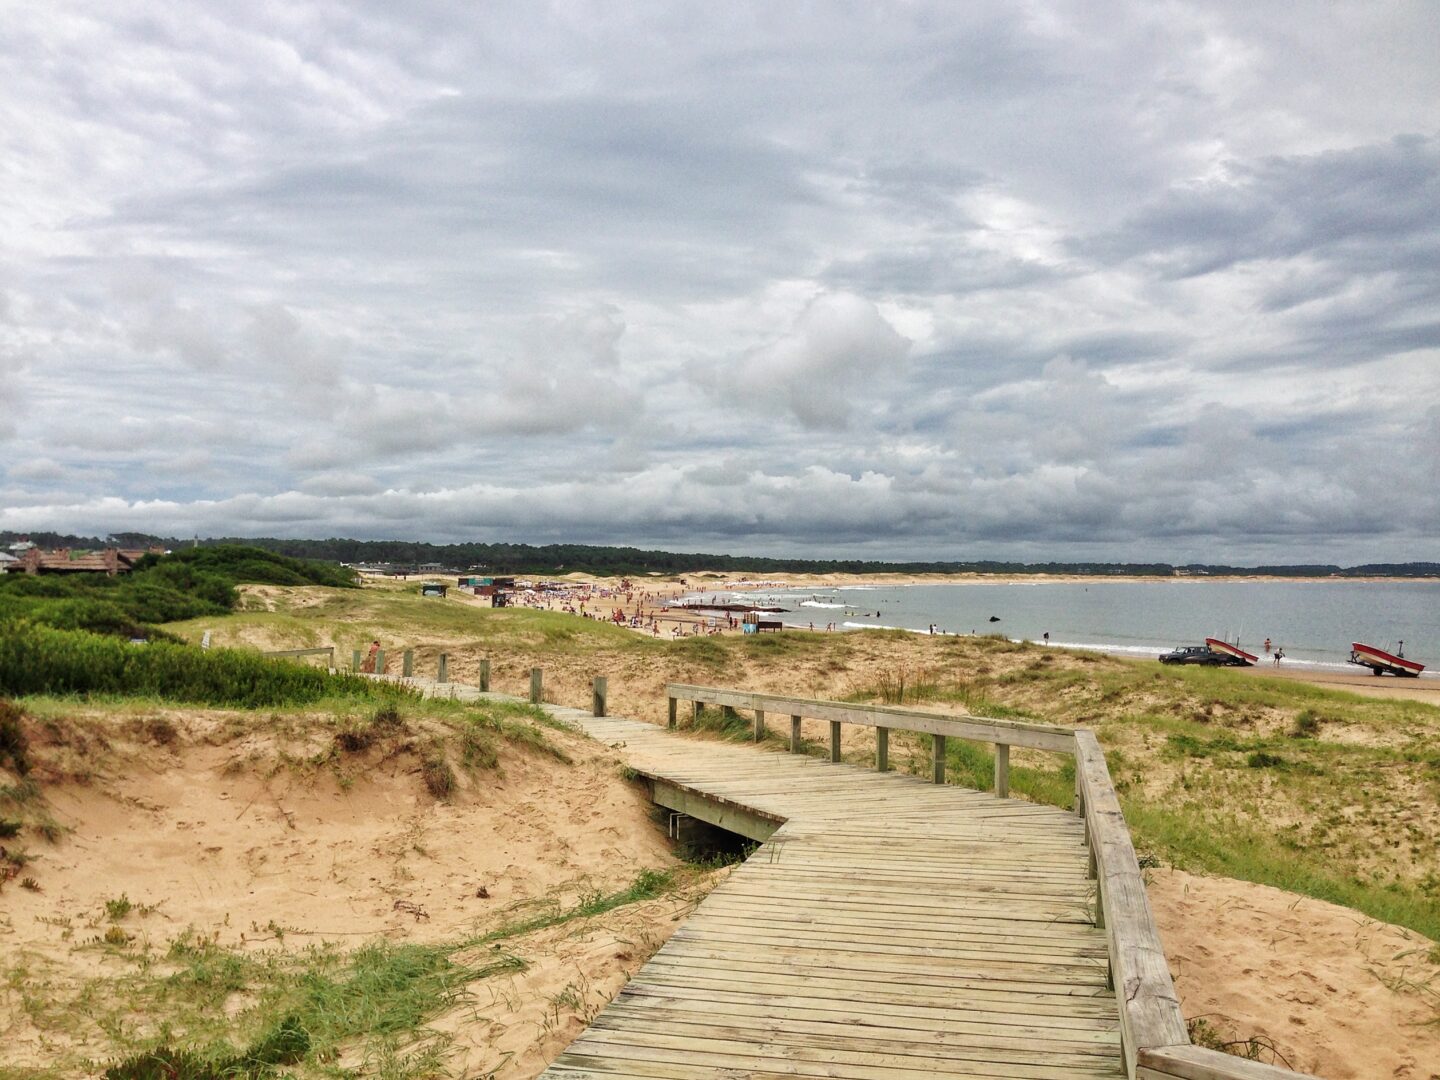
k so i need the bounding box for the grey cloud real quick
[719,294,910,429]
[3,3,1438,563]
[1088,135,1440,278]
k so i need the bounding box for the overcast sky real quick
[2,2,1437,563]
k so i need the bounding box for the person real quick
[361,640,380,674]
[1264,637,1272,654]
[1043,631,1050,644]
[1273,647,1284,666]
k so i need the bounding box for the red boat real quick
[1349,641,1425,677]
[1205,638,1259,666]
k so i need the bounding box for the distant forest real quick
[4,532,1438,579]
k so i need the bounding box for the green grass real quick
[0,623,403,707]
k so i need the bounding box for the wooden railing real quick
[665,682,1075,795]
[263,646,335,667]
[664,683,1316,1080]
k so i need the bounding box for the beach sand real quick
[1150,868,1440,1079]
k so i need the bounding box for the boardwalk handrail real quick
[1075,728,1186,1075]
[263,646,336,666]
[667,682,1075,751]
[664,682,1315,1080]
[666,682,1073,795]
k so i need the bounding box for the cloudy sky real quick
[2,2,1438,562]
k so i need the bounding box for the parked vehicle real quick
[1158,644,1245,666]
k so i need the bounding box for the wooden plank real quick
[791,714,802,754]
[588,1010,1122,1063]
[830,720,841,762]
[1137,1045,1320,1079]
[933,733,946,784]
[754,707,765,741]
[615,983,1119,1034]
[877,726,889,771]
[995,742,1010,798]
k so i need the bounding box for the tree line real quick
[4,532,1436,579]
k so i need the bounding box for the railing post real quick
[876,727,889,772]
[478,658,490,692]
[790,715,802,754]
[326,646,335,670]
[529,667,542,704]
[375,648,386,674]
[994,742,1009,798]
[592,676,607,717]
[829,721,841,763]
[1075,766,1084,815]
[403,649,414,678]
[932,734,946,784]
[753,708,765,741]
[352,648,361,672]
[437,653,448,683]
[667,696,677,729]
[693,700,703,726]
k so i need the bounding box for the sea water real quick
[681,579,1440,677]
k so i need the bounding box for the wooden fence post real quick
[994,742,1010,798]
[932,734,946,784]
[478,658,490,692]
[437,654,448,683]
[592,676,607,717]
[375,649,386,675]
[352,648,361,672]
[667,696,677,729]
[876,727,889,772]
[829,721,841,763]
[693,700,703,726]
[790,715,802,754]
[403,649,414,678]
[529,667,542,704]
[753,708,765,742]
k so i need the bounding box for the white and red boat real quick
[1349,642,1425,677]
[1204,638,1259,666]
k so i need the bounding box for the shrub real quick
[0,622,393,708]
[0,544,355,640]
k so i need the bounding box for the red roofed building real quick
[8,547,156,576]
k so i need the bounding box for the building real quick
[4,547,153,576]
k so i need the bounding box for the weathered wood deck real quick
[533,703,1123,1079]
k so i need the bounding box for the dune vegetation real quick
[161,576,1440,943]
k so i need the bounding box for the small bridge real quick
[390,671,1313,1080]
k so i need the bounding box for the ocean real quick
[679,579,1440,678]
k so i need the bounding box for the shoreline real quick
[687,571,1440,587]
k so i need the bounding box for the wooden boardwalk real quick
[530,702,1124,1079]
